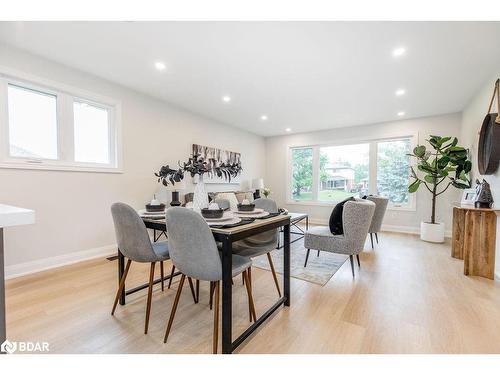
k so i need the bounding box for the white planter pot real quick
[192,175,209,211]
[420,221,445,243]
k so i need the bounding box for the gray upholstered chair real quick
[231,198,281,298]
[303,199,375,277]
[110,202,172,334]
[365,196,389,249]
[163,207,256,354]
[214,198,230,211]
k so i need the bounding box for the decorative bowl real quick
[145,203,166,212]
[201,208,224,219]
[237,203,255,212]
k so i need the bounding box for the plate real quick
[234,210,269,218]
[138,209,166,217]
[207,217,241,226]
[204,212,234,222]
[234,208,264,214]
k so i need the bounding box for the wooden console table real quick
[451,204,499,279]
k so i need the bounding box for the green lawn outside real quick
[292,190,355,202]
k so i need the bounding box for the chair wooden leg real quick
[267,253,281,297]
[160,261,165,291]
[168,265,175,289]
[242,273,245,285]
[111,259,132,315]
[247,267,253,320]
[213,281,220,354]
[164,274,186,343]
[187,277,198,303]
[243,270,257,322]
[196,279,200,303]
[349,255,355,278]
[304,249,311,267]
[370,233,374,249]
[144,262,156,334]
[356,254,361,268]
[209,281,215,310]
[375,232,379,244]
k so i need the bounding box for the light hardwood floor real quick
[5,230,500,354]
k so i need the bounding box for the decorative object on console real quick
[460,188,477,206]
[478,78,500,175]
[192,144,242,184]
[263,187,272,198]
[474,179,494,208]
[155,153,242,211]
[408,135,471,243]
[252,178,264,199]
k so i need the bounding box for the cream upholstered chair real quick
[303,199,375,277]
[365,196,389,249]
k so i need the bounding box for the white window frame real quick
[286,133,418,211]
[0,67,122,173]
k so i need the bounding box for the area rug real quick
[252,239,348,286]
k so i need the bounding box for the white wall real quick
[460,70,500,277]
[0,44,266,276]
[265,113,463,234]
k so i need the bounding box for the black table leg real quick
[221,235,233,354]
[118,249,126,306]
[283,223,290,307]
[0,228,6,346]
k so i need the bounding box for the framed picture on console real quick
[192,144,242,184]
[461,188,477,206]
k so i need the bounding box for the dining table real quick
[116,211,291,354]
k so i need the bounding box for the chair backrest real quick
[342,199,376,251]
[241,198,279,247]
[111,202,155,262]
[165,207,222,281]
[214,198,230,211]
[366,196,389,233]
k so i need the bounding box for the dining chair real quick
[365,196,389,249]
[163,207,256,354]
[231,198,281,298]
[303,199,375,277]
[110,203,197,334]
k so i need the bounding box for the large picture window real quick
[288,136,415,210]
[0,72,121,172]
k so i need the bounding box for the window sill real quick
[286,200,416,212]
[0,161,123,174]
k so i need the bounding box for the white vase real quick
[420,221,445,243]
[192,175,209,211]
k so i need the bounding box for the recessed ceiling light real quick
[285,128,291,132]
[260,115,268,121]
[395,89,406,96]
[392,47,406,57]
[397,111,405,117]
[222,96,231,103]
[154,61,166,71]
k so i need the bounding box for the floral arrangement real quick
[262,187,272,198]
[155,153,242,186]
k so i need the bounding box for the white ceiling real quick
[1,21,500,137]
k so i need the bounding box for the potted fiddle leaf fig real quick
[408,135,471,243]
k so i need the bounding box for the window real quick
[376,139,411,207]
[0,72,121,172]
[319,144,369,201]
[8,84,58,160]
[74,101,110,164]
[291,147,313,201]
[288,136,415,210]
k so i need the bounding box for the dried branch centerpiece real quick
[155,153,242,211]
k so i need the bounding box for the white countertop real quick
[0,204,35,228]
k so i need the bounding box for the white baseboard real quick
[5,244,117,280]
[306,218,452,238]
